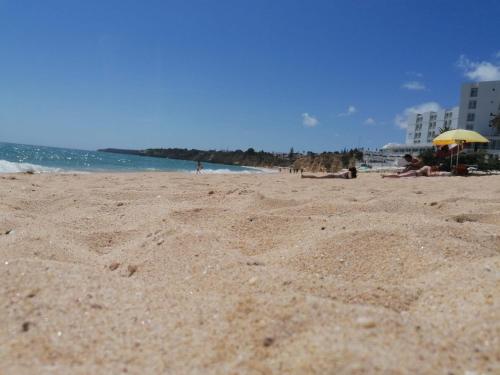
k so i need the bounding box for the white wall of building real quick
[389,81,500,155]
[458,81,500,154]
[405,107,458,146]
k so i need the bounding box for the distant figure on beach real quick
[401,154,423,172]
[382,166,451,178]
[302,167,357,179]
[196,160,203,174]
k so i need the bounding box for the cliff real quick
[293,150,363,172]
[98,148,363,171]
[98,148,292,168]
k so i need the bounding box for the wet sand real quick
[1,172,499,374]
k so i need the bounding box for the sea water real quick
[0,142,265,174]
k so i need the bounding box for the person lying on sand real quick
[382,166,451,178]
[302,167,357,179]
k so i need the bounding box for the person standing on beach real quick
[196,160,203,174]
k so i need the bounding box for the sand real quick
[0,172,499,374]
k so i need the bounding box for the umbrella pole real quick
[450,148,453,171]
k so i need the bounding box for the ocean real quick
[0,142,266,174]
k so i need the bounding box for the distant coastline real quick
[0,143,257,174]
[98,147,364,172]
[98,147,294,168]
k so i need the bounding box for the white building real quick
[458,81,500,154]
[405,107,459,146]
[386,80,500,156]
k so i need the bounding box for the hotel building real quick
[457,81,500,154]
[386,80,500,155]
[405,107,459,146]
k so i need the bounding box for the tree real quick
[490,112,500,133]
[438,124,451,134]
[288,147,294,159]
[340,153,351,168]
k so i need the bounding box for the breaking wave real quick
[190,168,255,174]
[0,159,61,174]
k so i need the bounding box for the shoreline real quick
[0,161,269,175]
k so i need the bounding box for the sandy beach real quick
[1,172,499,374]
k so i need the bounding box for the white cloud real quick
[394,102,442,129]
[402,81,426,90]
[406,71,424,78]
[457,54,500,81]
[338,105,357,117]
[382,142,403,149]
[301,113,319,127]
[364,117,376,125]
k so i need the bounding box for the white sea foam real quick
[241,166,278,173]
[0,159,61,174]
[191,168,256,174]
[0,159,264,174]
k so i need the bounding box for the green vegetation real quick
[438,124,451,134]
[293,149,363,172]
[142,148,290,167]
[99,147,364,171]
[419,148,500,171]
[490,112,500,133]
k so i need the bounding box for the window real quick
[470,87,478,97]
[466,123,474,130]
[468,100,477,109]
[467,113,475,122]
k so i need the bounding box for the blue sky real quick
[1,0,500,152]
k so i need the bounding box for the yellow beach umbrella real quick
[432,129,489,170]
[432,129,489,145]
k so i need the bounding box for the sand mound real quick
[1,172,499,374]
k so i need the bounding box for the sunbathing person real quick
[302,167,357,179]
[382,166,451,178]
